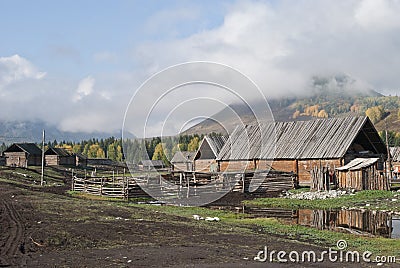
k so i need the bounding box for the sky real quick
[1,0,400,136]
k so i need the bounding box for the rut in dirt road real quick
[0,199,25,266]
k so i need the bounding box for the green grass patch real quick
[245,190,400,211]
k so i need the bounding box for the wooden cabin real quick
[171,151,196,172]
[194,135,227,172]
[45,147,76,166]
[336,158,388,190]
[4,143,42,167]
[217,116,388,186]
[138,160,165,170]
[390,147,400,179]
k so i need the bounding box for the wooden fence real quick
[71,170,297,201]
[72,176,150,200]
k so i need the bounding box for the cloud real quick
[0,54,46,89]
[73,76,95,102]
[135,0,400,96]
[355,0,400,31]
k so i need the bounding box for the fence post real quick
[100,177,103,196]
[126,177,129,202]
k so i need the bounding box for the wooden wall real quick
[5,152,27,167]
[4,152,42,167]
[45,155,76,166]
[173,162,194,172]
[195,159,215,172]
[336,163,388,190]
[220,159,341,185]
[218,160,256,172]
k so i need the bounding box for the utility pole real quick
[385,119,392,180]
[41,129,45,186]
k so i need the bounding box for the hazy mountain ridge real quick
[0,120,124,144]
[184,74,399,135]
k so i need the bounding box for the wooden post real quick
[100,177,103,196]
[242,173,245,193]
[126,176,129,202]
[41,129,45,186]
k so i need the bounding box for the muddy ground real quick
[0,179,394,267]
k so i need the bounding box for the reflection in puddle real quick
[209,206,400,239]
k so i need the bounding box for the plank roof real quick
[171,151,197,163]
[140,160,164,167]
[218,116,386,161]
[198,135,227,158]
[390,147,400,162]
[45,147,72,157]
[336,158,379,171]
[4,143,42,156]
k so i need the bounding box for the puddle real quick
[208,205,400,239]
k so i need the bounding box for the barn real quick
[171,151,196,172]
[45,147,76,166]
[390,147,400,179]
[4,143,42,167]
[217,116,388,186]
[194,135,227,172]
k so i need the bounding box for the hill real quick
[0,120,124,144]
[183,74,399,135]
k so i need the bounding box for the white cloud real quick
[73,76,95,102]
[355,0,400,31]
[0,54,46,89]
[135,0,400,96]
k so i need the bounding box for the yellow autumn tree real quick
[292,110,301,119]
[365,106,384,123]
[317,110,328,118]
[187,137,200,151]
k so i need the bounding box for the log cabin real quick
[4,143,42,167]
[44,147,76,166]
[217,116,388,186]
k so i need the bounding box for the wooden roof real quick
[4,143,42,156]
[200,135,227,157]
[140,160,164,167]
[45,147,72,157]
[390,147,400,162]
[336,158,379,171]
[171,151,197,163]
[218,116,387,161]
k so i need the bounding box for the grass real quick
[245,190,400,211]
[122,202,400,257]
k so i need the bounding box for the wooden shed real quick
[217,116,388,186]
[194,135,227,172]
[45,147,76,166]
[171,151,196,172]
[4,143,42,167]
[335,158,388,190]
[138,160,165,170]
[390,147,400,179]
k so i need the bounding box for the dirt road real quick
[0,181,396,267]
